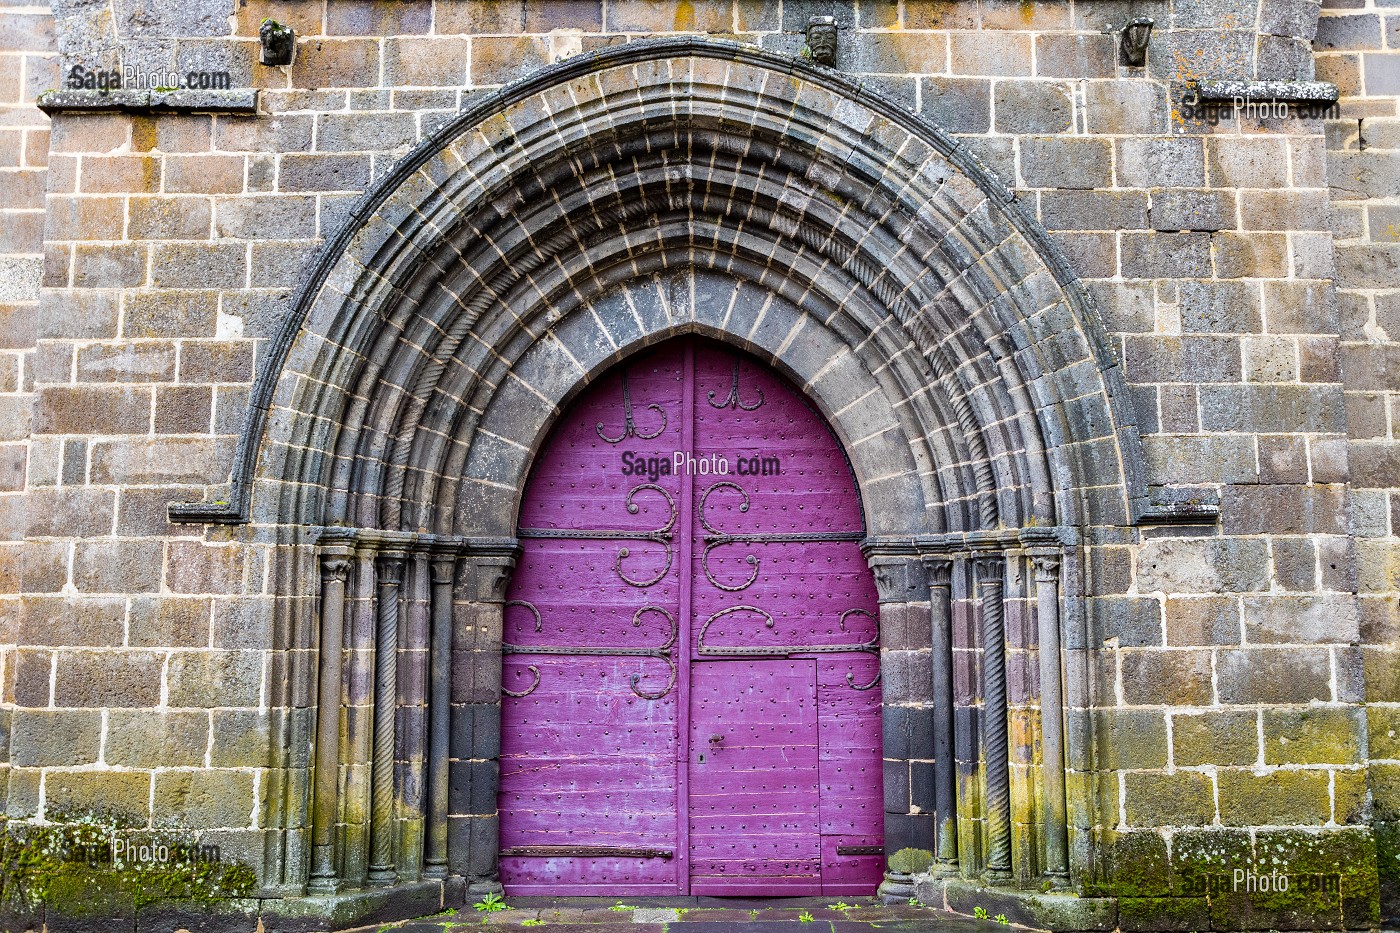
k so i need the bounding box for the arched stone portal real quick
[177,38,1147,917]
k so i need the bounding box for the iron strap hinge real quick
[500,845,675,860]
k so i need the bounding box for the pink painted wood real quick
[500,337,883,896]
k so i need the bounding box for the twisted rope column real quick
[367,550,406,886]
[975,553,1012,884]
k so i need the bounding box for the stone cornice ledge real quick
[37,88,259,115]
[1186,80,1338,104]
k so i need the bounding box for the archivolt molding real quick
[172,37,1147,541]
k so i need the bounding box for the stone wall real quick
[0,0,54,851]
[1316,0,1400,918]
[1,0,1393,929]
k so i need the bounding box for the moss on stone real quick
[888,847,933,874]
[1086,829,1171,898]
[0,812,256,919]
[1377,821,1400,923]
[1117,895,1209,932]
[1179,828,1378,931]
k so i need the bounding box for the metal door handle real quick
[709,734,724,745]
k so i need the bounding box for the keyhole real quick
[699,753,705,763]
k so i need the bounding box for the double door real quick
[498,337,883,895]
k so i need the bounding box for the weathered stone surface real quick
[1173,710,1260,767]
[9,709,101,766]
[166,650,264,707]
[1217,769,1332,826]
[152,769,256,829]
[1263,707,1367,765]
[1216,647,1333,704]
[1125,771,1215,826]
[1137,539,1271,594]
[105,710,209,767]
[1090,709,1169,770]
[1117,138,1206,188]
[44,770,151,823]
[1242,594,1360,644]
[53,650,163,708]
[920,77,990,133]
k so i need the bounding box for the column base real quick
[983,866,1013,886]
[305,875,344,896]
[365,865,397,888]
[467,878,504,899]
[877,871,916,904]
[261,876,467,932]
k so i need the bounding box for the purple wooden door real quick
[499,338,883,896]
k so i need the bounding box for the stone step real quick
[358,899,1026,932]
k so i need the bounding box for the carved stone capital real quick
[376,551,407,586]
[462,538,521,603]
[862,540,926,603]
[320,556,350,583]
[429,554,458,587]
[973,554,1005,587]
[1031,552,1062,583]
[922,555,953,588]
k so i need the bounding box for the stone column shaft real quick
[976,553,1012,883]
[341,548,378,886]
[925,555,959,874]
[310,548,351,892]
[397,552,431,880]
[1033,552,1070,884]
[367,550,405,886]
[424,551,457,879]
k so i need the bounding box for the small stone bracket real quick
[804,16,838,67]
[1184,80,1339,104]
[37,88,259,115]
[260,19,296,67]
